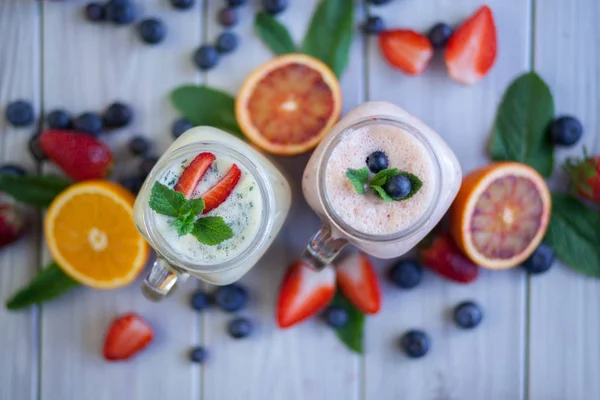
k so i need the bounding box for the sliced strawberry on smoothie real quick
[336,253,381,314]
[445,5,497,85]
[103,313,154,361]
[276,260,336,328]
[201,164,241,214]
[379,30,434,75]
[174,152,216,198]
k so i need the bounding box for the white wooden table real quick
[1,0,599,399]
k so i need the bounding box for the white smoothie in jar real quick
[134,126,291,287]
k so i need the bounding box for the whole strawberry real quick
[0,193,26,248]
[39,130,113,181]
[564,150,600,203]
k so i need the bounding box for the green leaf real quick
[149,182,187,218]
[370,168,399,187]
[170,85,244,138]
[192,216,234,246]
[545,192,600,278]
[330,290,364,354]
[173,198,205,236]
[371,185,392,202]
[396,171,423,200]
[490,72,555,177]
[301,0,355,78]
[0,174,71,208]
[6,262,79,310]
[254,12,297,55]
[346,168,369,195]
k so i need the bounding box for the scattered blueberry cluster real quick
[120,135,158,196]
[188,284,254,364]
[193,0,288,71]
[84,0,168,45]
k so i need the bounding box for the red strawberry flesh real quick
[0,194,25,248]
[277,260,335,328]
[336,253,381,314]
[174,152,216,198]
[103,313,154,361]
[379,30,434,75]
[421,232,479,284]
[564,153,600,203]
[201,164,241,214]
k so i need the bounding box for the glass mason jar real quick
[133,127,291,300]
[301,101,462,270]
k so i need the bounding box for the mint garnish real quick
[371,185,393,202]
[370,168,399,187]
[149,182,233,245]
[346,168,369,194]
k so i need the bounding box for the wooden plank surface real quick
[200,1,363,399]
[528,1,600,399]
[0,1,41,400]
[39,1,202,399]
[363,1,530,399]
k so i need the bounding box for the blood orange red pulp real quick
[236,54,342,156]
[450,162,551,269]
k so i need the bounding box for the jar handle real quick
[141,256,188,301]
[301,224,348,271]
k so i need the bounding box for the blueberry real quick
[193,45,219,71]
[227,0,246,7]
[227,317,253,339]
[138,18,166,45]
[549,116,583,146]
[367,0,392,4]
[170,0,195,10]
[218,7,237,27]
[46,109,71,129]
[428,23,453,49]
[28,133,47,161]
[400,330,430,358]
[214,284,247,312]
[190,290,210,312]
[128,135,151,156]
[139,155,159,178]
[119,175,144,195]
[0,164,27,177]
[366,150,388,173]
[73,112,103,136]
[363,16,384,35]
[189,346,208,363]
[522,242,554,274]
[216,32,238,54]
[263,0,287,15]
[103,102,132,129]
[172,118,194,138]
[389,259,423,289]
[84,3,105,22]
[105,0,136,25]
[6,100,34,127]
[384,175,412,200]
[322,306,348,328]
[453,301,483,329]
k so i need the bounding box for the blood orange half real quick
[236,54,342,156]
[450,162,551,269]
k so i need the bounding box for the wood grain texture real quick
[200,1,363,399]
[364,1,530,399]
[529,1,600,399]
[39,1,202,399]
[0,1,40,400]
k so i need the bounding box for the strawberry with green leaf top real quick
[564,149,600,203]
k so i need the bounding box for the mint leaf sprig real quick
[346,167,423,202]
[149,182,233,245]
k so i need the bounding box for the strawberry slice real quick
[336,253,381,315]
[174,152,216,198]
[103,313,154,361]
[276,260,336,328]
[201,164,241,214]
[445,5,497,85]
[420,232,479,284]
[379,30,434,75]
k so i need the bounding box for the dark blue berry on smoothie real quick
[366,151,388,173]
[384,175,412,200]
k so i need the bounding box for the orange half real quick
[236,53,342,156]
[45,181,149,289]
[450,162,551,269]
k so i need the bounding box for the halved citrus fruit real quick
[45,181,149,289]
[450,162,551,269]
[236,53,342,156]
